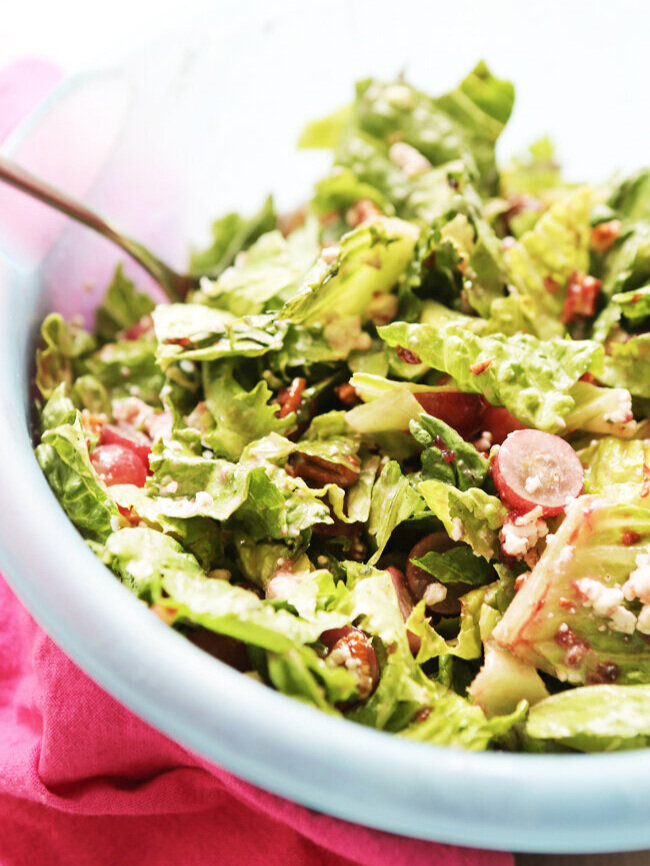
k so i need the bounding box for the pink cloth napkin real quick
[0,60,513,866]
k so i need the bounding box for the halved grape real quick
[482,405,527,445]
[386,566,421,655]
[491,429,584,516]
[414,391,486,439]
[90,444,148,488]
[100,425,152,468]
[406,532,465,615]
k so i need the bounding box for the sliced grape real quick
[100,425,152,468]
[491,429,584,516]
[482,405,527,445]
[386,566,421,655]
[414,391,486,439]
[406,532,465,615]
[90,444,148,488]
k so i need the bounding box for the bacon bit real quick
[117,505,140,527]
[319,210,340,229]
[561,271,602,324]
[638,465,650,499]
[277,206,307,237]
[470,358,494,376]
[150,604,178,626]
[590,220,621,253]
[559,596,577,613]
[396,346,422,365]
[123,314,154,341]
[579,372,599,385]
[515,573,529,593]
[345,198,382,228]
[623,530,642,546]
[165,337,192,347]
[416,707,432,723]
[457,256,468,275]
[543,276,561,295]
[81,410,108,437]
[275,377,307,419]
[335,383,361,407]
[586,661,620,685]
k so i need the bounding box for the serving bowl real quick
[0,0,649,853]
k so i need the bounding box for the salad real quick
[33,63,650,752]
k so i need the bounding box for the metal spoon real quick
[0,155,197,302]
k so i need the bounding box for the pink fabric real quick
[0,60,513,866]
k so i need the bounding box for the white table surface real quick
[1,3,648,863]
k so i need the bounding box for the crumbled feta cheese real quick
[195,491,214,509]
[179,360,196,374]
[321,244,340,265]
[450,518,464,542]
[110,514,121,532]
[202,450,214,460]
[389,141,431,177]
[575,576,637,634]
[500,509,548,558]
[159,480,178,495]
[423,582,447,608]
[637,605,650,635]
[609,606,637,635]
[575,577,624,617]
[266,573,300,601]
[524,475,542,495]
[113,397,154,430]
[623,552,650,604]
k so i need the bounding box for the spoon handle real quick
[0,155,192,302]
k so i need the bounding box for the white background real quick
[0,3,648,864]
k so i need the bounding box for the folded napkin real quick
[0,60,512,866]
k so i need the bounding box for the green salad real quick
[34,64,650,752]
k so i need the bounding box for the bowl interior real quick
[0,0,649,853]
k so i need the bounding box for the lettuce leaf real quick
[94,265,155,342]
[493,496,650,685]
[280,217,418,325]
[190,195,276,278]
[600,334,650,398]
[83,337,164,405]
[153,306,288,367]
[612,285,650,324]
[197,221,319,317]
[379,321,602,431]
[419,479,507,560]
[526,685,650,752]
[36,415,118,541]
[201,359,294,461]
[411,544,493,587]
[502,187,591,338]
[35,313,96,399]
[409,413,488,490]
[367,461,426,563]
[579,437,650,499]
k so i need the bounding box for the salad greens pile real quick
[34,63,650,752]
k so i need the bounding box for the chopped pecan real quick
[275,377,307,419]
[335,383,361,407]
[396,346,422,365]
[291,453,360,488]
[345,198,382,228]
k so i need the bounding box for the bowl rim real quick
[1,60,649,858]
